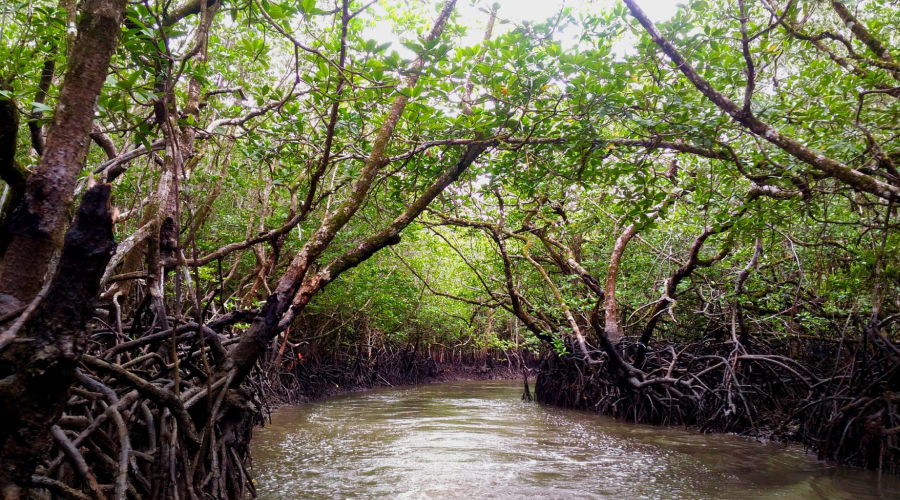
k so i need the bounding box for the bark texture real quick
[0,0,127,303]
[0,184,116,497]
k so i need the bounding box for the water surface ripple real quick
[250,380,900,499]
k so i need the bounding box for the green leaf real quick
[402,41,423,54]
[299,0,316,14]
[30,102,54,114]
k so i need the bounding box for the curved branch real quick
[623,0,900,202]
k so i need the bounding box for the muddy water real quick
[250,380,900,499]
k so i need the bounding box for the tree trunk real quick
[0,0,127,304]
[0,184,116,496]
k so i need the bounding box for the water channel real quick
[250,380,900,499]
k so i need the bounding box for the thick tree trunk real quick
[0,184,116,497]
[0,0,127,303]
[0,0,125,494]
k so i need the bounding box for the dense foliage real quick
[2,0,900,497]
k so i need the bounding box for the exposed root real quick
[536,336,900,473]
[23,312,520,500]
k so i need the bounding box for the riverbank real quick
[255,353,524,414]
[533,341,899,475]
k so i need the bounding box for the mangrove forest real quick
[2,0,900,497]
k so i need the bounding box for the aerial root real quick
[27,312,518,499]
[535,337,900,473]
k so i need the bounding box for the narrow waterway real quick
[250,380,900,499]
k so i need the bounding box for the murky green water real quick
[250,380,900,499]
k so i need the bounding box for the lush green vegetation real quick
[2,0,900,497]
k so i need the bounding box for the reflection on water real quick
[250,380,900,499]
